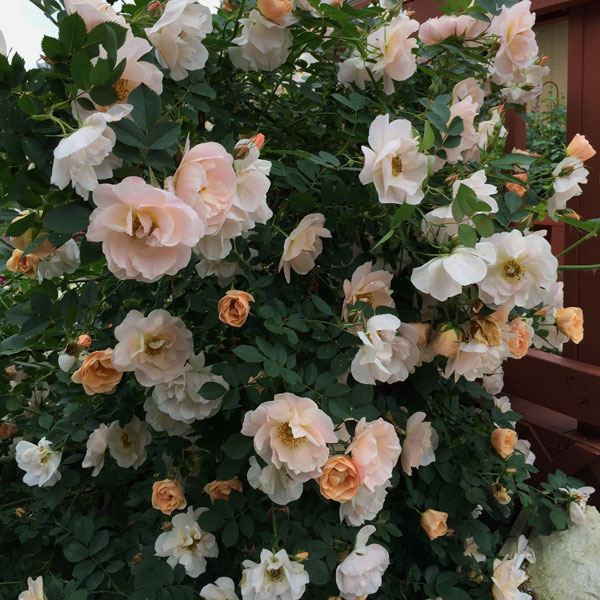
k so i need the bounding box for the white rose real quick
[82,423,108,476]
[339,481,390,527]
[145,0,213,81]
[106,417,151,469]
[247,456,303,505]
[200,577,239,600]
[16,438,62,487]
[548,157,588,217]
[336,525,390,600]
[38,240,81,282]
[155,506,218,577]
[18,576,45,600]
[50,105,132,198]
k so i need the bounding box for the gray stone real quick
[527,507,600,600]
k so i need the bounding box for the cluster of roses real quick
[5,1,600,600]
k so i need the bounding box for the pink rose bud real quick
[539,55,548,66]
[148,1,162,13]
[250,133,265,150]
[566,134,597,162]
[78,334,92,348]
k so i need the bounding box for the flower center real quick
[113,79,136,104]
[502,259,525,281]
[266,566,285,582]
[277,422,306,448]
[121,432,132,447]
[355,291,374,305]
[144,335,166,356]
[391,154,403,176]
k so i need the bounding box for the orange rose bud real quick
[78,334,92,348]
[421,509,449,541]
[409,323,430,346]
[221,0,234,10]
[294,551,309,562]
[132,554,143,564]
[152,479,187,516]
[218,290,255,327]
[491,428,517,459]
[539,55,548,66]
[318,456,360,503]
[431,325,463,358]
[556,307,584,344]
[204,478,243,502]
[250,133,265,150]
[257,0,292,20]
[6,249,40,277]
[71,349,123,395]
[15,507,25,518]
[566,134,596,162]
[506,317,531,359]
[0,422,19,440]
[506,172,528,198]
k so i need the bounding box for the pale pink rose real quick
[112,309,193,387]
[454,14,489,42]
[278,213,331,284]
[419,15,458,46]
[86,176,203,283]
[346,417,401,491]
[566,134,596,162]
[342,262,395,320]
[400,412,439,476]
[64,0,128,31]
[167,141,237,236]
[241,393,337,482]
[445,97,478,164]
[95,37,163,107]
[490,0,538,79]
[367,14,419,95]
[452,77,485,111]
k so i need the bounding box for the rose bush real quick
[0,0,597,599]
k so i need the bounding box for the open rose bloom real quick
[241,393,337,481]
[87,177,204,283]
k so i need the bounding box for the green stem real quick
[558,264,600,270]
[556,229,598,258]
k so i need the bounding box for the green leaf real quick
[222,520,239,547]
[90,85,118,107]
[372,227,396,250]
[73,560,95,580]
[391,203,416,228]
[191,82,216,98]
[70,53,93,90]
[43,204,90,234]
[491,153,537,169]
[471,214,495,237]
[147,121,181,150]
[199,382,227,400]
[111,119,147,149]
[30,292,53,317]
[58,13,87,53]
[305,559,329,585]
[312,295,333,316]
[42,36,67,60]
[89,530,109,554]
[447,116,464,136]
[197,510,225,532]
[550,507,568,530]
[64,542,89,563]
[129,84,162,131]
[233,345,265,363]
[458,224,478,248]
[422,120,435,150]
[223,433,253,460]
